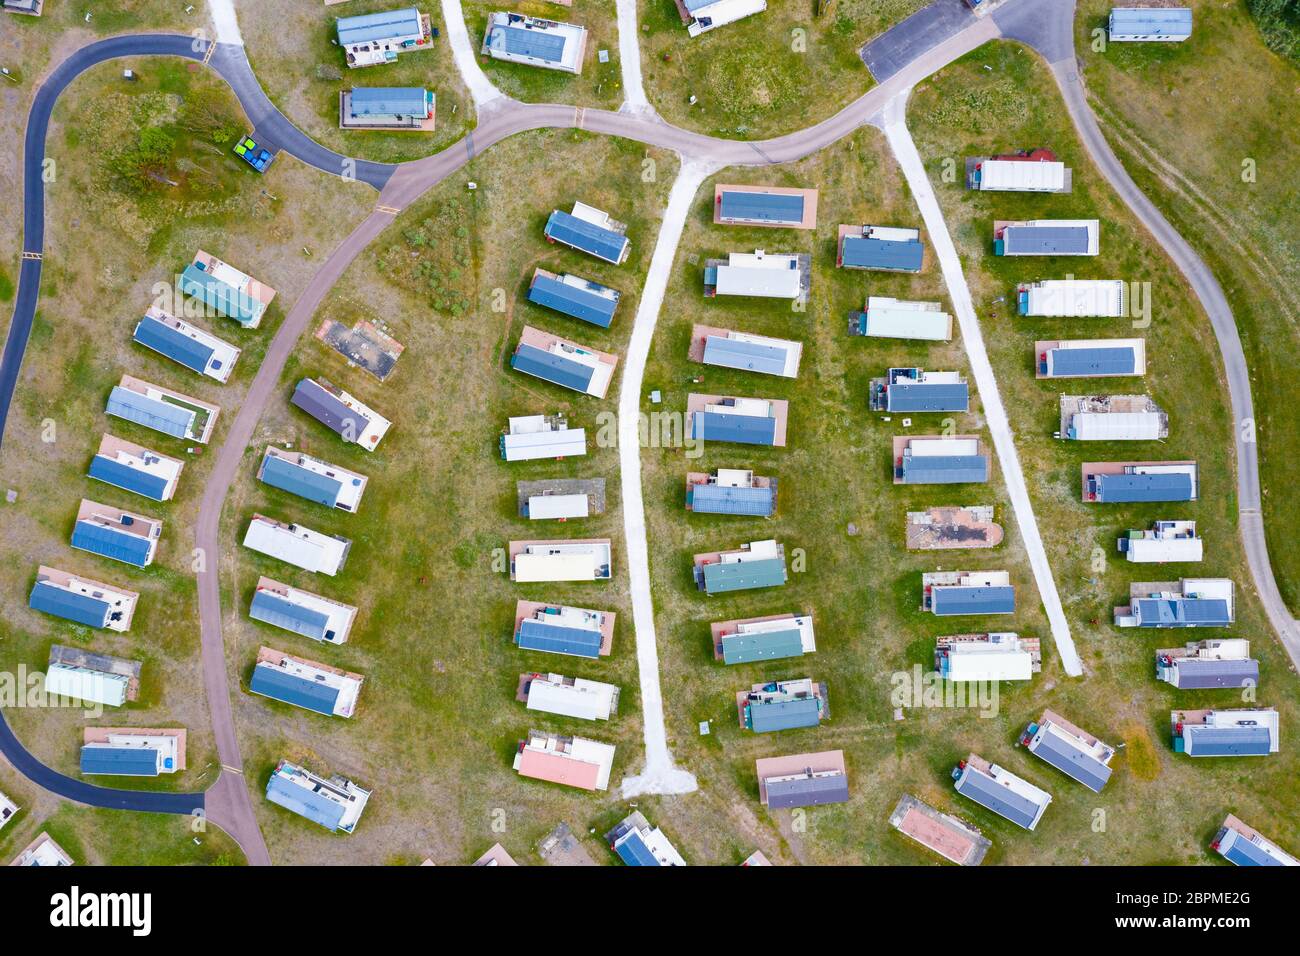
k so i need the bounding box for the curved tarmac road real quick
[0,33,400,858]
[3,0,1292,862]
[993,0,1300,666]
[0,18,1001,859]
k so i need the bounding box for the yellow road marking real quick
[221,764,243,775]
[21,251,41,260]
[202,42,216,66]
[376,204,401,215]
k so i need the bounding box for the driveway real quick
[877,91,1084,677]
[861,0,976,82]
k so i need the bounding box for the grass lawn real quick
[0,1,199,271]
[636,0,928,138]
[461,1,623,110]
[1073,0,1300,613]
[0,0,189,44]
[0,767,245,865]
[0,57,372,796]
[219,130,682,864]
[902,38,1300,861]
[242,0,474,165]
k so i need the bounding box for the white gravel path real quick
[615,0,654,114]
[440,0,506,108]
[208,0,243,45]
[877,90,1084,678]
[618,159,719,798]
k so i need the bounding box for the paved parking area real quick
[861,0,976,82]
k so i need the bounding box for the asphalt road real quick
[860,0,975,82]
[1044,57,1300,667]
[0,709,204,816]
[192,209,391,867]
[208,42,395,190]
[3,0,1293,863]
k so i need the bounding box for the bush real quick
[109,126,177,190]
[1248,0,1300,61]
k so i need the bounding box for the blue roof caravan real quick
[29,566,138,632]
[688,393,789,448]
[712,612,816,666]
[527,269,621,328]
[685,469,777,517]
[250,577,358,645]
[543,202,629,263]
[895,436,989,486]
[249,647,364,719]
[1156,639,1258,690]
[994,220,1099,257]
[1021,710,1116,793]
[756,750,849,809]
[265,759,371,832]
[1109,7,1193,42]
[713,184,818,229]
[106,375,220,445]
[692,324,802,379]
[922,570,1015,616]
[737,677,827,733]
[257,447,369,512]
[870,368,968,413]
[605,811,687,866]
[1082,461,1198,503]
[482,13,588,73]
[337,7,429,68]
[838,224,924,272]
[290,378,392,451]
[70,499,162,568]
[513,601,615,659]
[80,727,184,778]
[340,87,435,130]
[510,327,618,399]
[1115,578,1234,628]
[133,307,240,383]
[178,250,276,327]
[953,754,1052,830]
[1211,815,1298,867]
[1171,708,1278,758]
[88,435,184,502]
[1035,339,1146,379]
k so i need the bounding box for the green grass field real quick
[0,768,244,865]
[634,130,1059,865]
[0,2,198,272]
[636,0,927,138]
[1074,0,1300,613]
[211,35,1300,861]
[0,0,188,40]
